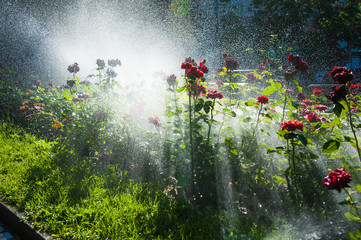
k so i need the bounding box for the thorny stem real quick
[345,98,361,162]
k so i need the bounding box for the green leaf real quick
[176,86,186,93]
[267,147,277,154]
[245,100,256,106]
[333,102,344,117]
[354,185,361,192]
[166,111,174,118]
[62,89,71,100]
[243,117,252,123]
[345,212,361,222]
[321,139,341,154]
[262,86,277,95]
[297,134,307,146]
[230,149,238,155]
[229,111,236,117]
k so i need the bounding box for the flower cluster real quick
[67,62,80,74]
[257,96,269,105]
[280,120,304,132]
[323,168,352,192]
[108,58,122,67]
[330,67,353,84]
[313,88,325,96]
[149,115,162,127]
[225,58,239,70]
[181,61,206,81]
[287,54,309,72]
[326,85,347,104]
[206,89,223,100]
[96,59,105,69]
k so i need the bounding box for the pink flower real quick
[323,168,352,192]
[149,115,161,127]
[257,96,269,105]
[280,120,304,132]
[49,82,53,87]
[286,89,294,95]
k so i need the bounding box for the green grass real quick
[0,122,226,240]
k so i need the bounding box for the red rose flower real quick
[315,105,328,111]
[313,88,325,96]
[280,120,304,132]
[225,58,239,70]
[181,62,193,70]
[257,96,269,105]
[296,92,307,101]
[306,113,321,123]
[326,85,347,104]
[186,66,204,80]
[207,89,223,100]
[330,67,353,84]
[323,168,352,192]
[198,62,209,74]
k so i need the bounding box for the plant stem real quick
[207,99,215,145]
[343,188,361,221]
[189,91,194,196]
[281,81,290,124]
[253,104,263,136]
[346,98,361,162]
